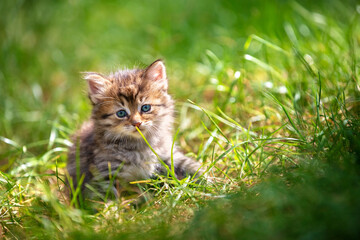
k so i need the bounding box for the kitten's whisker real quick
[147,128,160,139]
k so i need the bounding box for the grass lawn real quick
[1,0,360,239]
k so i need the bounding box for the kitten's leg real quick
[164,148,204,179]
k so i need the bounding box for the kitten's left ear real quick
[143,59,168,90]
[83,72,111,104]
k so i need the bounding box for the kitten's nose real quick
[132,121,142,128]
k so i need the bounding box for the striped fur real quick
[67,60,203,197]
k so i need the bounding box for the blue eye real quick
[116,110,127,118]
[141,104,151,112]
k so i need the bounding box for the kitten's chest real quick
[117,149,162,181]
[96,146,164,182]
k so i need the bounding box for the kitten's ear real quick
[83,72,111,104]
[143,59,168,90]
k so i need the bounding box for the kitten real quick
[67,59,203,199]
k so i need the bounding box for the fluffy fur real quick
[67,60,203,197]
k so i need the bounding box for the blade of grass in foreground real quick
[187,100,230,144]
[244,54,286,83]
[264,92,306,142]
[244,34,290,56]
[135,127,180,184]
[186,102,258,137]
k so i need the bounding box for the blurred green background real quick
[1,0,358,150]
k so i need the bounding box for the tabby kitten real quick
[67,60,203,198]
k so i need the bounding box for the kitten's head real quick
[85,60,174,141]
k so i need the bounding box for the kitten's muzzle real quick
[131,121,142,128]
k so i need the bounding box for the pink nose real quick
[132,122,142,128]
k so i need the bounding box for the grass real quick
[1,0,360,239]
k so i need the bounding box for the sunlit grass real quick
[1,0,360,239]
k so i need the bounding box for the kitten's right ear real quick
[83,72,110,104]
[143,59,168,90]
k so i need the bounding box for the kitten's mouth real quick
[129,127,148,139]
[133,127,145,133]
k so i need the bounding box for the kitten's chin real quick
[121,127,149,140]
[109,125,153,142]
[127,131,146,139]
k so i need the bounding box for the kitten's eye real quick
[141,104,151,113]
[116,110,127,118]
